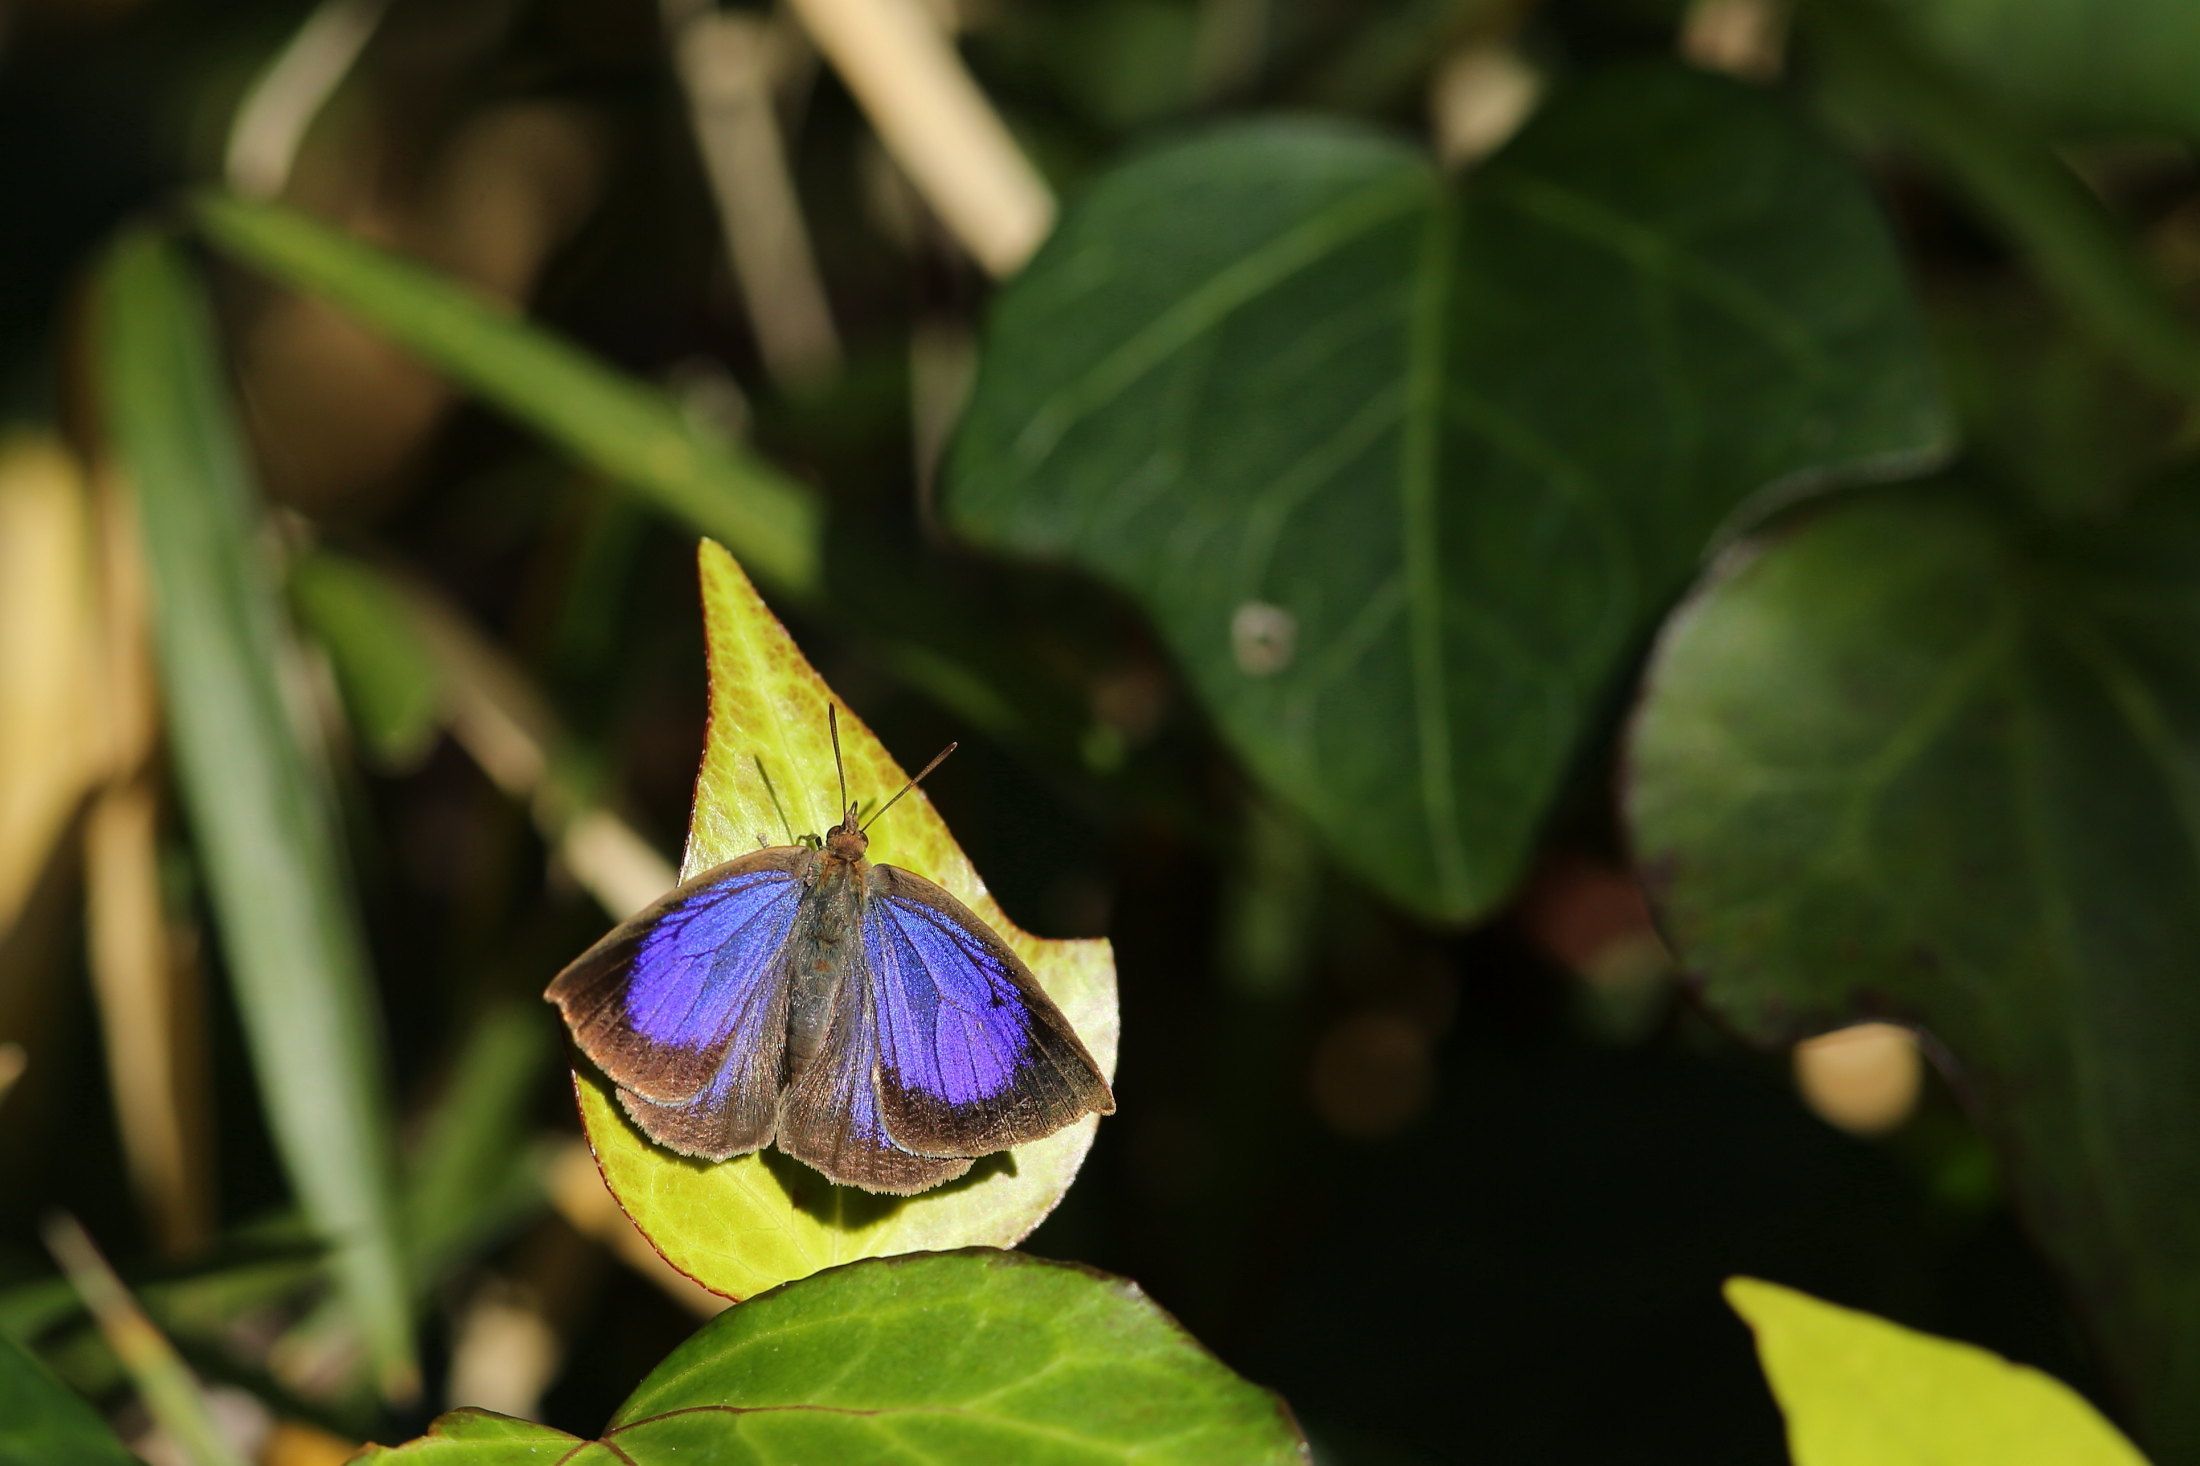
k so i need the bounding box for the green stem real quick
[45,1218,252,1466]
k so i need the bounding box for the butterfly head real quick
[824,802,869,862]
[820,702,957,866]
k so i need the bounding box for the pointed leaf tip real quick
[1727,1276,2151,1466]
[572,543,1118,1300]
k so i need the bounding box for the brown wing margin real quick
[545,847,812,1160]
[862,862,1114,1159]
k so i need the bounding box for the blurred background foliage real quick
[4,0,2200,1461]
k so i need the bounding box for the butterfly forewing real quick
[862,863,1113,1159]
[546,790,1114,1192]
[546,849,808,1157]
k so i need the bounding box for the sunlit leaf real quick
[97,229,416,1396]
[191,193,822,600]
[948,63,1948,922]
[1629,482,2200,1455]
[358,1252,1307,1464]
[351,1409,591,1464]
[1727,1277,2149,1465]
[0,1331,136,1466]
[573,542,1118,1300]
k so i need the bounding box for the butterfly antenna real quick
[828,704,849,828]
[862,743,959,833]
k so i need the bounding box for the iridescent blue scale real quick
[545,717,1112,1196]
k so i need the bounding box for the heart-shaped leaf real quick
[356,1251,1307,1464]
[1727,1277,2149,1465]
[947,63,1948,922]
[571,543,1119,1300]
[1628,485,2200,1456]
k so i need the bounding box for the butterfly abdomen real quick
[783,849,869,1078]
[546,781,1112,1193]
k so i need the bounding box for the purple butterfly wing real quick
[862,863,1113,1159]
[545,848,807,1160]
[774,965,975,1195]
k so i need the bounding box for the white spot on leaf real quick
[1231,601,1296,676]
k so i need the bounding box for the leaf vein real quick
[1488,170,1831,379]
[1013,174,1427,468]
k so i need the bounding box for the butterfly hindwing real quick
[548,817,1112,1188]
[774,951,976,1194]
[861,863,1114,1159]
[617,1074,778,1162]
[545,848,809,1159]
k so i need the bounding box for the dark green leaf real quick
[948,64,1948,922]
[1627,483,2200,1458]
[360,1251,1307,1464]
[1886,0,2200,139]
[98,230,416,1395]
[1806,0,2200,407]
[191,193,822,600]
[0,1331,136,1466]
[1929,286,2180,520]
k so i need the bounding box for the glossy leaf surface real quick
[573,543,1118,1299]
[1631,486,2200,1455]
[949,64,1947,921]
[358,1252,1305,1465]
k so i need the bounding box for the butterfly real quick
[546,709,1114,1195]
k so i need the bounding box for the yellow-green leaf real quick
[573,542,1119,1299]
[350,1408,594,1462]
[1726,1277,2150,1466]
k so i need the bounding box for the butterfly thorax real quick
[543,732,1116,1193]
[783,828,871,1077]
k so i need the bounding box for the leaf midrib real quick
[1404,193,1474,906]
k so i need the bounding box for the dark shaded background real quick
[0,0,2149,1461]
